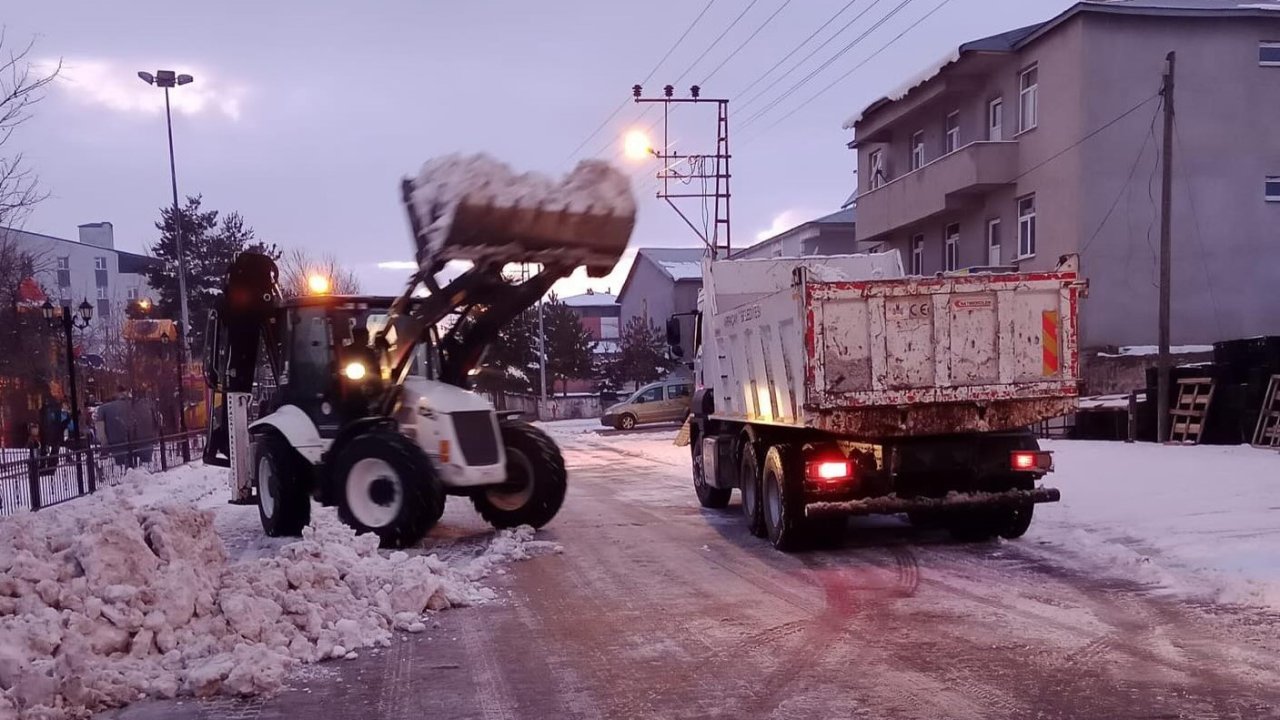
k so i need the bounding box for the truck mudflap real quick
[805,487,1061,517]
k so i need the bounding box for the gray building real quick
[1,222,157,325]
[617,247,704,359]
[847,0,1280,348]
[732,207,857,260]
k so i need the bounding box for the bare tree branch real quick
[0,29,59,229]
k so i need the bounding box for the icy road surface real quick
[108,422,1280,720]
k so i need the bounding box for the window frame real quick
[943,224,960,272]
[1018,64,1039,133]
[910,131,925,171]
[93,256,107,271]
[988,97,1004,141]
[1017,194,1037,259]
[986,218,1002,266]
[666,384,692,400]
[944,111,960,154]
[868,148,885,189]
[1266,176,1280,202]
[910,234,925,275]
[1260,42,1280,67]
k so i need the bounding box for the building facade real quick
[848,1,1280,348]
[1,222,157,325]
[732,208,857,260]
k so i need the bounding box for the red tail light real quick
[1010,450,1053,472]
[806,459,852,482]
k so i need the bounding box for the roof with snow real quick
[732,207,857,259]
[561,291,618,307]
[844,0,1280,130]
[616,247,705,307]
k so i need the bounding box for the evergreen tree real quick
[145,195,276,352]
[474,307,539,395]
[616,316,673,390]
[542,297,595,395]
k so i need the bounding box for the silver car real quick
[601,381,693,430]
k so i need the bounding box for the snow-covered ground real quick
[0,463,558,720]
[540,421,1280,611]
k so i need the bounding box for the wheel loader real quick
[201,156,634,547]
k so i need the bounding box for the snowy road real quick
[108,425,1280,720]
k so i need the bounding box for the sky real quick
[6,0,1072,298]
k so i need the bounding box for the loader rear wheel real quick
[334,430,445,549]
[253,433,310,537]
[762,444,808,552]
[692,433,731,509]
[739,442,765,537]
[472,420,567,529]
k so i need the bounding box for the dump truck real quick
[203,154,634,547]
[676,252,1084,551]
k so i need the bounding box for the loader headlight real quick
[343,361,367,381]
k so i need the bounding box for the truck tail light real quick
[806,459,852,482]
[1010,450,1052,472]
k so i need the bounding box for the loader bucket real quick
[405,154,635,278]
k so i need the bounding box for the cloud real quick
[756,209,819,242]
[376,260,419,270]
[37,58,248,120]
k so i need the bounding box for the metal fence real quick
[0,430,207,516]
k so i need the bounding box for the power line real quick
[1012,93,1161,184]
[564,0,717,161]
[674,0,762,87]
[740,0,918,130]
[701,0,795,85]
[745,0,952,138]
[732,0,861,102]
[736,0,882,114]
[1080,98,1162,256]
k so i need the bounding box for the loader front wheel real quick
[762,444,808,552]
[253,433,310,537]
[334,430,445,549]
[473,420,567,529]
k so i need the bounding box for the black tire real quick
[997,477,1036,539]
[692,433,731,509]
[739,441,765,537]
[616,413,637,431]
[253,433,311,537]
[333,430,445,549]
[472,420,567,529]
[762,444,808,552]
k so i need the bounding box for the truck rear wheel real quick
[692,433,731,509]
[253,433,310,537]
[472,420,567,529]
[334,430,445,549]
[740,442,765,537]
[762,444,807,552]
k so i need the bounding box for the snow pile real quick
[1030,440,1280,609]
[0,480,555,719]
[842,48,961,129]
[407,153,636,269]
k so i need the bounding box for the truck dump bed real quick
[707,255,1081,438]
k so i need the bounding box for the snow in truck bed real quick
[0,464,558,719]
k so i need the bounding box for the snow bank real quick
[0,469,556,719]
[1030,441,1280,609]
[842,48,961,130]
[407,153,635,270]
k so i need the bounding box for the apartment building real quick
[847,0,1280,347]
[732,208,857,260]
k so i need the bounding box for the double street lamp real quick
[137,69,194,339]
[42,299,93,490]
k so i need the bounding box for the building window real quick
[1017,194,1037,258]
[93,257,107,270]
[600,316,619,340]
[1266,176,1280,201]
[944,112,960,154]
[126,287,140,301]
[988,98,1003,141]
[910,131,925,171]
[869,149,886,189]
[911,234,925,275]
[1261,42,1280,66]
[943,224,960,272]
[96,286,109,300]
[56,256,71,288]
[1018,65,1038,133]
[986,218,1002,266]
[97,299,110,319]
[59,286,72,302]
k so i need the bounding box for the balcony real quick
[855,141,1018,241]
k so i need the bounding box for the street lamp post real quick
[42,299,93,492]
[137,69,194,339]
[160,322,190,461]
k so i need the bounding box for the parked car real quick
[602,380,693,430]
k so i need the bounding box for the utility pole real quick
[538,295,548,404]
[1157,51,1176,443]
